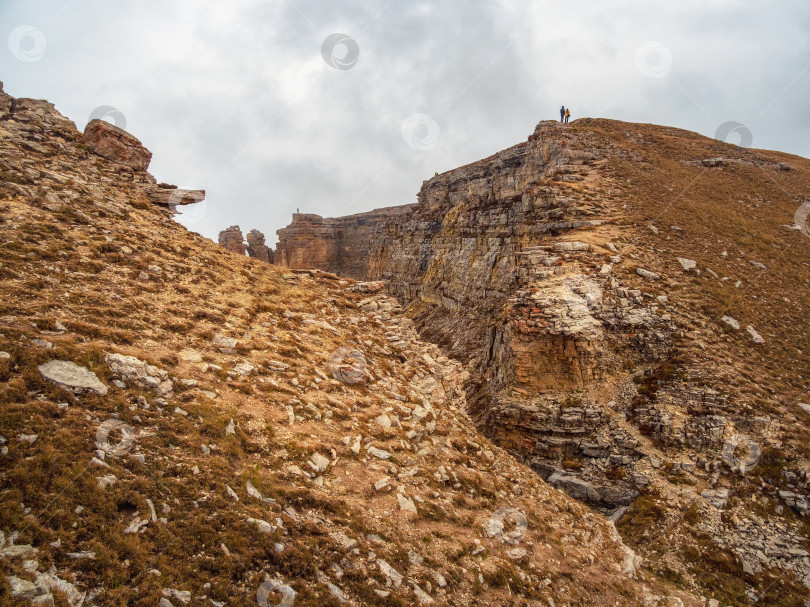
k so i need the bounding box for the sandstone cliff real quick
[274,118,810,603]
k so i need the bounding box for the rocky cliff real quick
[273,119,810,602]
[0,82,711,606]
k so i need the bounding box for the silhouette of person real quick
[564,108,570,124]
[560,105,565,123]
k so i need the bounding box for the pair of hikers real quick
[559,105,571,123]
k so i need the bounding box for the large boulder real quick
[38,360,108,396]
[83,119,152,171]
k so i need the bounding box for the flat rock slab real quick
[38,360,108,396]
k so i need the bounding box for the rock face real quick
[83,118,152,171]
[217,225,247,256]
[275,206,415,279]
[246,229,273,263]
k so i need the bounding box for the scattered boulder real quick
[636,268,660,281]
[38,360,108,396]
[105,352,173,397]
[746,325,765,344]
[722,315,740,330]
[677,257,697,272]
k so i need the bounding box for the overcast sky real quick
[2,0,809,246]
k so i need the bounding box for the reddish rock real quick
[218,225,246,256]
[246,229,273,263]
[83,119,152,171]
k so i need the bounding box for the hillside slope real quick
[0,85,707,606]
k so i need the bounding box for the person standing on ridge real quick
[564,108,571,124]
[560,105,565,122]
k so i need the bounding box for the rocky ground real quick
[0,83,717,606]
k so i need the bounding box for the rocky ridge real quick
[0,83,707,605]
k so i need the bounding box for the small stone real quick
[397,493,417,514]
[746,325,765,344]
[7,576,37,599]
[636,268,660,281]
[374,477,391,491]
[310,452,330,472]
[225,485,239,501]
[377,559,403,588]
[225,418,236,435]
[722,315,740,330]
[367,446,392,460]
[677,257,697,272]
[375,413,392,429]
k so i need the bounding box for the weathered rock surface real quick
[83,118,152,171]
[38,360,108,396]
[246,229,273,263]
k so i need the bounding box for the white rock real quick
[367,446,392,460]
[677,257,697,271]
[310,453,330,472]
[247,517,276,534]
[746,325,765,344]
[377,559,403,588]
[636,268,660,281]
[38,360,107,396]
[397,493,417,514]
[225,485,239,501]
[7,575,37,599]
[722,315,740,330]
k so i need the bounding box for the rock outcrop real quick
[246,229,273,263]
[83,118,152,171]
[217,225,274,262]
[275,206,415,279]
[217,225,247,256]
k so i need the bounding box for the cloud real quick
[2,0,808,247]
